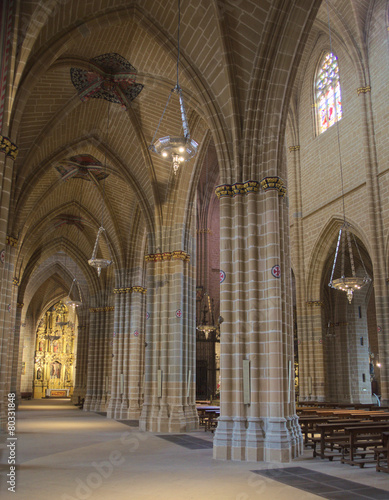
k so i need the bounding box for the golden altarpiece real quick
[33,301,77,398]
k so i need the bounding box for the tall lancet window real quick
[315,52,342,134]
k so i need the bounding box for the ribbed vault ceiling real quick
[7,0,322,321]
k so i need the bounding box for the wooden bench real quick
[341,424,389,468]
[313,420,374,459]
[375,431,389,473]
[204,409,220,432]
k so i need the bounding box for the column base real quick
[139,403,198,432]
[213,416,302,463]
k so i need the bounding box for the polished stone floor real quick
[1,399,388,500]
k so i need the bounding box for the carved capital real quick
[288,145,300,152]
[357,86,371,95]
[260,176,287,197]
[145,251,190,263]
[89,306,114,313]
[0,136,18,160]
[306,300,323,307]
[113,286,147,295]
[6,235,18,247]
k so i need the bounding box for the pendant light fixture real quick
[66,180,83,309]
[326,0,371,303]
[149,0,198,175]
[88,102,113,276]
[329,223,371,303]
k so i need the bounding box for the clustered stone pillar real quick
[108,283,146,420]
[0,136,19,430]
[139,250,198,432]
[72,307,89,405]
[213,178,302,463]
[83,299,113,412]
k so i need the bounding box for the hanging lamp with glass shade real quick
[328,222,371,304]
[66,181,84,309]
[325,0,371,303]
[149,0,198,174]
[66,278,83,309]
[88,103,113,276]
[88,226,112,277]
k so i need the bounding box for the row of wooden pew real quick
[298,406,389,471]
[197,405,220,432]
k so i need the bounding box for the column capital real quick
[89,306,114,313]
[144,251,190,262]
[215,178,286,199]
[6,235,18,247]
[357,86,371,95]
[288,145,300,152]
[0,135,18,160]
[306,300,323,307]
[113,286,147,294]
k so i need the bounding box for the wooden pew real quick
[314,420,373,460]
[341,423,389,468]
[375,431,389,473]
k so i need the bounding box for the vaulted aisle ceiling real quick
[6,0,322,317]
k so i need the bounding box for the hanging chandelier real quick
[66,278,83,309]
[88,103,113,276]
[88,226,112,277]
[328,222,371,304]
[149,0,198,175]
[324,1,371,304]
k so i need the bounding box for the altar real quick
[46,388,70,397]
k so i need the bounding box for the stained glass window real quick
[315,52,342,134]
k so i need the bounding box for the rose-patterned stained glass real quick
[315,53,342,134]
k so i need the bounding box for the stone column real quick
[213,178,302,463]
[0,137,18,430]
[72,309,89,405]
[139,250,198,432]
[108,284,146,420]
[345,289,371,404]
